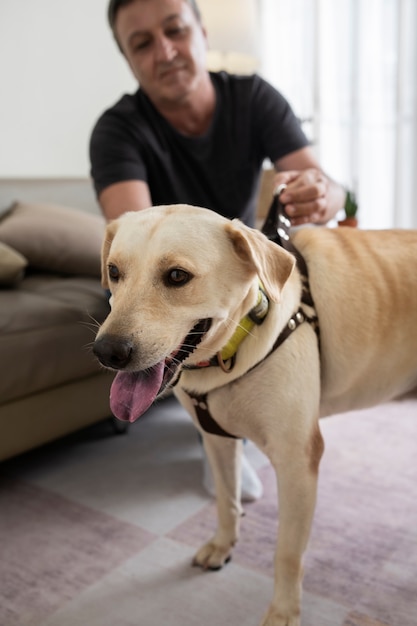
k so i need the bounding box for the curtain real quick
[259,0,417,229]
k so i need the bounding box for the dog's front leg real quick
[174,386,243,570]
[193,432,244,569]
[260,424,324,626]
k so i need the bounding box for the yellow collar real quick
[219,284,269,361]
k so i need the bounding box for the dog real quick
[93,203,417,626]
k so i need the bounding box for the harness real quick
[182,188,320,438]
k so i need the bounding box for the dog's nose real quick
[93,335,134,370]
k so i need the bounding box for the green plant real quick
[344,189,358,218]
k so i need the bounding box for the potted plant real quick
[338,189,358,227]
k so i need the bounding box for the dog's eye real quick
[108,264,120,282]
[166,268,192,287]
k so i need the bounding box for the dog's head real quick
[93,204,295,422]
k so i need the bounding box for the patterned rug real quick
[0,396,416,626]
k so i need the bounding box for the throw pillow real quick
[0,202,105,277]
[0,241,28,286]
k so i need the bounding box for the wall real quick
[0,1,137,178]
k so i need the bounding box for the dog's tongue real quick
[110,362,164,422]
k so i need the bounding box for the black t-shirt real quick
[89,72,308,227]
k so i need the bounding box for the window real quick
[260,0,417,228]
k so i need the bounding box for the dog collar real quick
[220,284,269,361]
[185,283,269,372]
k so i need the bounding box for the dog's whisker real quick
[79,314,102,335]
[177,343,213,356]
[82,341,96,352]
[87,312,102,326]
[224,316,257,338]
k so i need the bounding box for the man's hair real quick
[108,0,202,37]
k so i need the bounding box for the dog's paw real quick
[259,606,300,626]
[192,540,233,571]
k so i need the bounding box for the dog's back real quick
[292,227,417,415]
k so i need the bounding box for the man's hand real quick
[274,168,343,226]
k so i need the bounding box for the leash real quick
[182,185,320,438]
[262,184,319,316]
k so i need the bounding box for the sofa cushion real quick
[0,202,105,277]
[0,242,28,286]
[0,274,110,405]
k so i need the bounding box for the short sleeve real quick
[250,76,309,163]
[89,97,148,197]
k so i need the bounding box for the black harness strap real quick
[188,393,239,439]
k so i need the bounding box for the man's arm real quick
[98,180,153,221]
[274,146,346,225]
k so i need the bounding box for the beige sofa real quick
[0,181,116,462]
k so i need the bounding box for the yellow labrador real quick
[93,204,417,626]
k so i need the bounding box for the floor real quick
[1,394,416,626]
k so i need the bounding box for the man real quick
[90,0,346,500]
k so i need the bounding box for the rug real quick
[0,396,416,626]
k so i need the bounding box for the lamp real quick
[198,0,260,74]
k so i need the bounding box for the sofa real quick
[0,181,117,462]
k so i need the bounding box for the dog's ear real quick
[101,220,118,289]
[225,220,295,302]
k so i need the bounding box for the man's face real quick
[115,0,209,108]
